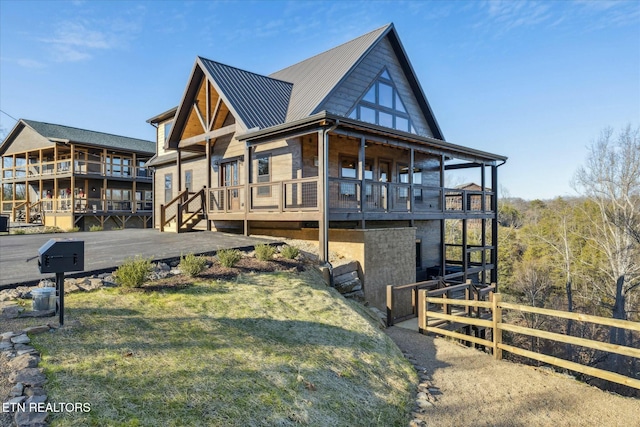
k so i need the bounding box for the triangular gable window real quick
[348,68,415,134]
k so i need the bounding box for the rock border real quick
[403,350,440,427]
[2,326,56,427]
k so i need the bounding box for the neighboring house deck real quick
[147,23,507,311]
[0,120,155,231]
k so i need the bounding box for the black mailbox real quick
[38,238,84,273]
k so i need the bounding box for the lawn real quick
[32,268,416,426]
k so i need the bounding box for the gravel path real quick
[385,326,640,427]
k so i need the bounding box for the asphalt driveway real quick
[0,229,278,288]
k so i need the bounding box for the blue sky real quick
[1,0,638,200]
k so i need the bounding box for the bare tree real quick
[528,197,579,360]
[572,125,640,350]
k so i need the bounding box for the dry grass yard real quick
[15,267,416,426]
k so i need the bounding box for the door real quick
[221,161,239,211]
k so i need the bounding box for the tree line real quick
[497,125,639,396]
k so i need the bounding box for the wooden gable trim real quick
[178,124,236,149]
[168,60,240,151]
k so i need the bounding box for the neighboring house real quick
[0,119,155,231]
[147,23,506,309]
[446,183,493,211]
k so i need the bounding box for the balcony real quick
[1,159,152,181]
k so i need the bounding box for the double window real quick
[340,157,373,197]
[348,69,415,134]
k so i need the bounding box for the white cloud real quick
[16,58,46,68]
[40,22,113,62]
[480,0,553,33]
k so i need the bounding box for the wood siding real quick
[3,126,54,155]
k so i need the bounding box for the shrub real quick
[217,249,242,268]
[280,245,299,260]
[12,229,26,235]
[114,256,153,288]
[254,244,276,261]
[89,225,103,232]
[67,226,80,232]
[179,253,208,277]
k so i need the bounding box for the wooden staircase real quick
[12,200,44,224]
[160,188,206,233]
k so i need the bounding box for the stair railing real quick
[160,190,188,232]
[177,188,205,231]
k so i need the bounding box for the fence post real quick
[492,293,502,360]
[418,289,427,334]
[386,285,394,327]
[160,204,165,232]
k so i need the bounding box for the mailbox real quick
[36,238,84,326]
[38,239,84,273]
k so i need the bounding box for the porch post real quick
[244,143,250,236]
[206,137,211,231]
[359,136,366,228]
[176,148,182,191]
[70,144,75,220]
[491,165,499,288]
[409,147,414,226]
[440,154,445,211]
[318,130,329,264]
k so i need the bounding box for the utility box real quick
[38,239,84,273]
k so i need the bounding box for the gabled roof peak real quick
[271,24,393,77]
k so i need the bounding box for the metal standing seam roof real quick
[199,58,293,130]
[269,24,392,123]
[21,119,155,154]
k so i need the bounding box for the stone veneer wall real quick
[361,228,416,311]
[251,226,416,312]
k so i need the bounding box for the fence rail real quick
[420,292,640,390]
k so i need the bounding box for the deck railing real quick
[2,159,151,180]
[208,186,245,214]
[197,178,495,216]
[249,177,318,212]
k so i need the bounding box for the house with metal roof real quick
[147,23,507,310]
[0,119,155,231]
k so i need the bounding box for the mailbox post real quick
[37,239,84,325]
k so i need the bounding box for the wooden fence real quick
[420,292,640,390]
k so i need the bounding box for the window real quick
[136,190,153,211]
[105,188,132,211]
[340,158,357,197]
[398,165,423,199]
[256,155,270,196]
[348,68,414,133]
[164,173,173,203]
[137,160,148,178]
[164,121,173,143]
[185,170,193,192]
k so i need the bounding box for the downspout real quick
[320,119,338,271]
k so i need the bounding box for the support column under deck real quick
[491,165,499,287]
